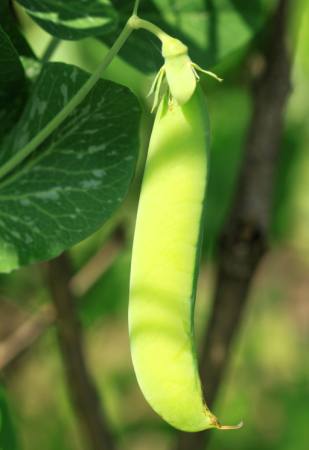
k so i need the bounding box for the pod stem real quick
[133,0,141,15]
[128,15,170,41]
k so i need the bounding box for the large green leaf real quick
[0,26,25,93]
[0,25,27,140]
[16,0,118,40]
[0,62,140,273]
[0,0,34,58]
[103,0,277,73]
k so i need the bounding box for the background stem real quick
[174,0,292,448]
[0,226,125,371]
[45,253,116,450]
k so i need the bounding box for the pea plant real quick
[0,0,294,449]
[0,0,278,273]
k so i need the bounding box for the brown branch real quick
[0,227,125,371]
[0,304,55,370]
[174,0,292,449]
[46,252,115,450]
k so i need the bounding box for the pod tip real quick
[209,414,243,430]
[216,420,244,430]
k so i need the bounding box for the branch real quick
[0,304,55,370]
[46,252,115,450]
[174,0,292,449]
[0,227,125,370]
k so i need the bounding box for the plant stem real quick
[133,0,141,15]
[0,20,134,181]
[42,37,61,62]
[129,15,169,40]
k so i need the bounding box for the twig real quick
[0,227,125,370]
[0,304,55,370]
[174,0,292,449]
[46,252,115,450]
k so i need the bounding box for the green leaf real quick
[0,385,20,450]
[0,0,35,58]
[0,26,25,93]
[0,62,140,273]
[103,0,277,73]
[16,0,119,40]
[0,25,27,140]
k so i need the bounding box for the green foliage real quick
[15,0,118,40]
[0,0,281,273]
[102,0,277,73]
[0,0,34,58]
[0,26,27,138]
[0,63,140,272]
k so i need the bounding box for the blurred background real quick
[0,1,308,450]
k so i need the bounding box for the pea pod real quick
[129,87,241,431]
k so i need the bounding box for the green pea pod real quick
[129,87,241,431]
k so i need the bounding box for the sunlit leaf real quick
[16,0,118,40]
